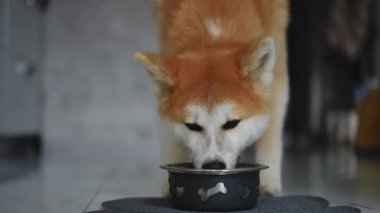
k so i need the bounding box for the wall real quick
[43,0,162,162]
[0,0,42,134]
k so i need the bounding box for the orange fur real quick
[155,49,269,122]
[146,0,289,122]
[136,0,290,195]
[156,0,288,53]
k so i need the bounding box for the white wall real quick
[43,0,162,162]
[0,0,42,134]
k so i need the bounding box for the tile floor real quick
[2,0,379,212]
[0,140,379,213]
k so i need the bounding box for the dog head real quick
[135,38,276,169]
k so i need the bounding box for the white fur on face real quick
[165,103,269,169]
[204,17,222,40]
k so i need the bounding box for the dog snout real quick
[202,160,226,169]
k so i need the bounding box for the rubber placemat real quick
[87,196,360,213]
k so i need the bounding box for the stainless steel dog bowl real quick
[160,163,268,212]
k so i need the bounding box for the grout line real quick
[82,163,121,213]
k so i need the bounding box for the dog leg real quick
[255,37,289,196]
[256,125,283,196]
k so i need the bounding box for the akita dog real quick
[135,0,289,196]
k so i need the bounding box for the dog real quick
[135,0,289,196]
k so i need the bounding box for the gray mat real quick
[87,196,360,213]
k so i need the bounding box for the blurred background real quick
[0,0,379,212]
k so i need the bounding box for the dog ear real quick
[241,37,276,86]
[134,52,175,95]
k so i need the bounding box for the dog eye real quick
[185,123,203,132]
[222,119,240,130]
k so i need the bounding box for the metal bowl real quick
[160,163,268,212]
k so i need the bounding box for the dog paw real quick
[162,182,171,198]
[260,184,280,197]
[259,174,282,196]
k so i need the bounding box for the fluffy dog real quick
[135,0,289,196]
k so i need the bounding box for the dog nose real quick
[202,161,226,169]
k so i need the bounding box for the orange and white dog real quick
[135,0,289,196]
